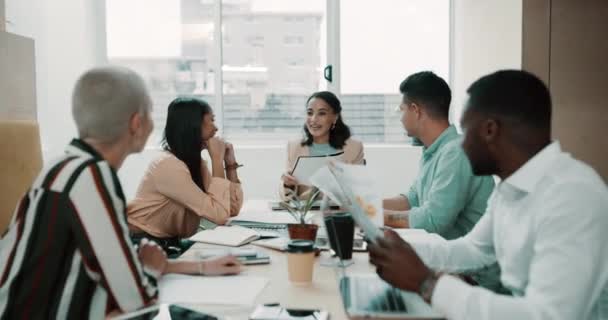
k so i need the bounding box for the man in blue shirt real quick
[383,71,500,291]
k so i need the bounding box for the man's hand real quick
[201,255,242,276]
[382,196,410,211]
[138,239,168,278]
[383,209,410,228]
[368,229,431,292]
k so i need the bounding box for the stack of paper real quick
[159,274,268,305]
[189,226,260,247]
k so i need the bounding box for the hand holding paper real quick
[291,152,344,186]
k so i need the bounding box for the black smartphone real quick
[113,304,219,320]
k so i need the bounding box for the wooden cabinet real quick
[523,0,608,181]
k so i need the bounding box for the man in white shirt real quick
[368,70,608,320]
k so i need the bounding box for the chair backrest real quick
[0,120,42,233]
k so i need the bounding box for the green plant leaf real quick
[280,202,303,224]
[303,188,321,213]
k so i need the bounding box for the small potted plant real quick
[281,187,321,241]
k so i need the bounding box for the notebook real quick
[189,226,260,247]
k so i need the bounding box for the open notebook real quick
[189,226,260,247]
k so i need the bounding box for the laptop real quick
[318,163,444,319]
[336,268,443,319]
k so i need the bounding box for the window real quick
[340,0,450,143]
[221,0,326,143]
[105,0,449,145]
[283,35,304,46]
[246,35,265,47]
[286,58,305,67]
[106,0,217,147]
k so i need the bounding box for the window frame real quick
[105,0,454,147]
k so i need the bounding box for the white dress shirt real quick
[411,142,608,320]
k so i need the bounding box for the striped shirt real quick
[0,139,157,319]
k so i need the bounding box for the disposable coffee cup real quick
[286,240,315,285]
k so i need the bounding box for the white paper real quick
[310,162,384,242]
[291,153,343,186]
[159,274,268,305]
[189,226,259,246]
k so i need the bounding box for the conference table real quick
[177,199,376,319]
[175,200,441,319]
[179,244,370,319]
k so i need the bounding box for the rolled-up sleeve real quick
[404,183,419,208]
[207,178,243,217]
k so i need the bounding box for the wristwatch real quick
[419,271,442,304]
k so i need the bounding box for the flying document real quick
[309,162,384,243]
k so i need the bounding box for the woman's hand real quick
[282,174,298,187]
[281,173,299,187]
[200,255,242,276]
[138,239,168,278]
[224,142,237,165]
[206,137,226,162]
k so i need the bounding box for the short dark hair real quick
[301,91,352,149]
[466,70,552,131]
[399,71,451,119]
[162,97,212,192]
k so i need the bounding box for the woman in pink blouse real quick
[127,97,243,241]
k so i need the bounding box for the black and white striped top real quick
[0,139,157,319]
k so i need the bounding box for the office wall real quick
[0,32,36,121]
[5,0,107,155]
[451,0,523,123]
[522,0,608,181]
[0,0,5,31]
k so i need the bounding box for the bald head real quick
[72,66,151,143]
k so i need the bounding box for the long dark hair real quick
[161,97,212,191]
[301,91,351,149]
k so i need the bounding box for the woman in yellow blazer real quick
[281,91,364,198]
